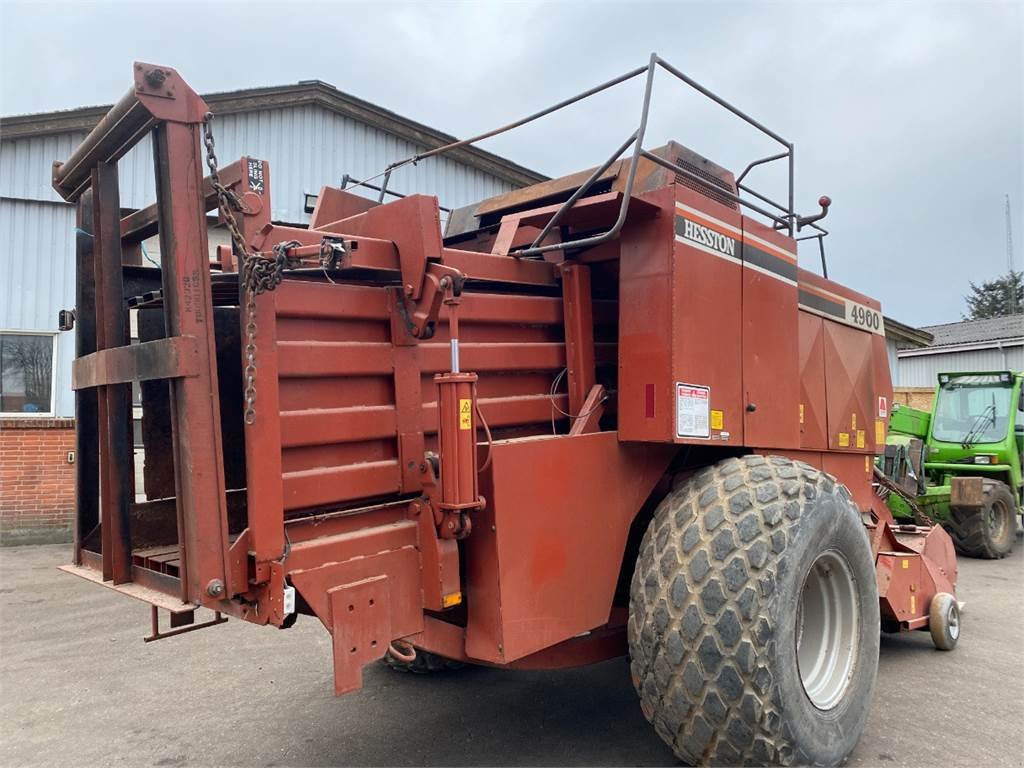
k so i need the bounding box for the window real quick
[932,374,1013,445]
[0,332,55,416]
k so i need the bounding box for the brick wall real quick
[0,418,76,545]
[893,387,935,412]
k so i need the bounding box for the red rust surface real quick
[57,61,957,698]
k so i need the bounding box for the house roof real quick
[883,316,933,348]
[919,314,1024,349]
[0,79,548,189]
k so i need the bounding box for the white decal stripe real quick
[743,260,797,287]
[675,235,796,287]
[800,282,859,306]
[799,301,886,335]
[675,235,741,265]
[675,201,797,262]
[743,230,797,263]
[675,201,741,236]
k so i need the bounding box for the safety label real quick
[676,383,710,439]
[459,399,472,430]
[247,158,265,194]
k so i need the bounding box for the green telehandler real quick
[881,370,1023,559]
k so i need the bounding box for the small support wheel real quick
[929,592,960,651]
[382,648,465,674]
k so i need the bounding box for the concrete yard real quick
[1,542,1021,767]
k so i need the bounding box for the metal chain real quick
[203,112,296,425]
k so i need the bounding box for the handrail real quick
[346,53,813,255]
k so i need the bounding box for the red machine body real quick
[53,61,956,705]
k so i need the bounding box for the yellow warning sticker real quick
[799,403,804,425]
[851,413,857,430]
[710,409,724,430]
[875,419,885,445]
[902,559,909,569]
[838,432,850,447]
[459,399,472,430]
[910,594,916,614]
[856,430,865,449]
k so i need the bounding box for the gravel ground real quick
[0,540,1021,767]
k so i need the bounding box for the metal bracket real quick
[396,263,464,340]
[144,605,227,643]
[329,576,392,695]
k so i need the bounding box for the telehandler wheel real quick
[381,648,464,674]
[628,455,880,767]
[947,480,1016,559]
[928,592,960,651]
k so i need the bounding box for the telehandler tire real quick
[629,455,879,767]
[382,648,464,674]
[947,480,1015,559]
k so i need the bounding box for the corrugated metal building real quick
[882,316,933,387]
[0,79,545,419]
[897,314,1024,387]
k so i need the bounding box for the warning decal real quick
[458,399,472,430]
[676,383,711,439]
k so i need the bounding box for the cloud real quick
[1,0,1020,326]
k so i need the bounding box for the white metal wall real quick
[0,198,76,416]
[897,344,1024,387]
[885,336,900,387]
[0,102,521,418]
[0,103,516,222]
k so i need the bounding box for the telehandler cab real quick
[883,370,1023,558]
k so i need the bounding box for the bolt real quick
[404,284,414,296]
[491,525,497,532]
[746,403,757,412]
[206,579,225,598]
[144,69,167,88]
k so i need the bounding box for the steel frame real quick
[345,54,801,249]
[54,60,958,700]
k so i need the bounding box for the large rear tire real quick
[946,480,1015,559]
[629,455,879,766]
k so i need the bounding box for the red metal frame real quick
[55,61,958,698]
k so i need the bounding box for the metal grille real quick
[674,160,738,210]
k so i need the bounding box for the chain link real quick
[203,112,296,425]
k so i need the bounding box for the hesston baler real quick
[55,57,961,766]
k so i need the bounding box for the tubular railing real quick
[342,53,812,259]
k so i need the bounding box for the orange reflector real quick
[442,591,462,608]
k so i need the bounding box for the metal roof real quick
[0,79,548,189]
[883,316,933,347]
[919,315,1023,349]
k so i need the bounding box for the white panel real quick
[0,199,76,417]
[1,104,516,223]
[1,101,522,420]
[896,345,1024,388]
[886,337,900,387]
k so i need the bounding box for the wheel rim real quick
[947,603,960,640]
[988,498,1009,541]
[796,550,860,710]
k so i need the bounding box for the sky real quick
[1,0,1021,327]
